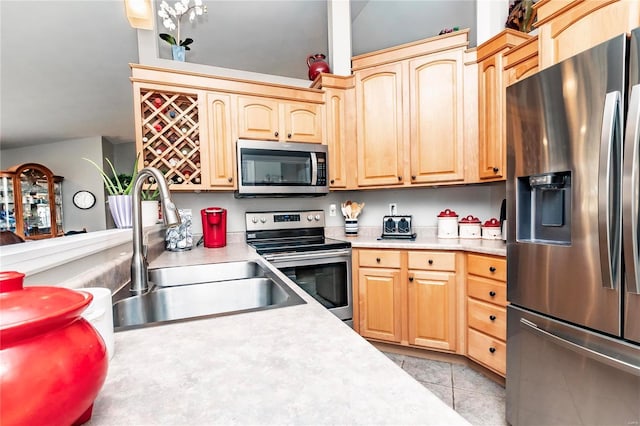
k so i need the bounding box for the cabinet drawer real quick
[358,250,402,268]
[467,328,506,376]
[467,275,507,307]
[467,298,506,340]
[408,251,456,272]
[467,254,506,282]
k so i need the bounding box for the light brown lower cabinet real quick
[354,249,459,352]
[466,253,507,376]
[353,248,508,377]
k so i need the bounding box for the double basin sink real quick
[112,260,305,331]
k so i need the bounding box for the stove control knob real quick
[307,215,313,221]
[314,214,321,221]
[260,217,267,223]
[251,217,258,224]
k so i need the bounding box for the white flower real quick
[194,0,202,6]
[195,6,203,15]
[189,10,196,22]
[175,1,188,14]
[181,0,190,7]
[163,18,176,31]
[158,8,169,19]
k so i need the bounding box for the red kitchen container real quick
[201,207,227,248]
[0,271,108,426]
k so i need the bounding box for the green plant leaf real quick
[122,154,140,195]
[180,38,194,47]
[159,33,177,45]
[83,157,118,195]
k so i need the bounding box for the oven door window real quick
[280,262,348,308]
[241,150,311,186]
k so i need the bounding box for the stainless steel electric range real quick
[246,210,352,324]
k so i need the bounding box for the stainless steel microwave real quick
[236,139,329,197]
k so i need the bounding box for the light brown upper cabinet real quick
[354,62,405,187]
[206,92,235,188]
[352,30,471,189]
[133,82,212,191]
[476,30,531,182]
[312,74,356,189]
[503,35,539,87]
[130,64,325,191]
[534,0,640,70]
[237,96,323,144]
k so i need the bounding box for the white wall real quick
[170,183,506,235]
[1,136,109,233]
[476,0,510,45]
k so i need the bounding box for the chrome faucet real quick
[130,167,181,295]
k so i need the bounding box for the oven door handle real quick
[264,249,352,262]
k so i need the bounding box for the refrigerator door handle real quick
[598,91,623,290]
[520,318,640,376]
[623,84,640,295]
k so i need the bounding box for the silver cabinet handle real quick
[598,91,622,290]
[264,249,352,263]
[624,84,640,294]
[520,318,640,376]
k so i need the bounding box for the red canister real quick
[0,271,108,426]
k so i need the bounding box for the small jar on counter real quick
[437,209,459,238]
[482,218,502,240]
[459,215,481,239]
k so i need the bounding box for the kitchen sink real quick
[113,261,305,331]
[148,260,266,287]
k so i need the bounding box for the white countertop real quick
[328,228,506,257]
[88,243,469,425]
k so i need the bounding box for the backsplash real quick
[172,182,506,235]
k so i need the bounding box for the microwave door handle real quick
[624,84,640,294]
[310,153,318,185]
[598,91,623,290]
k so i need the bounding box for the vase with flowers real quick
[158,0,207,61]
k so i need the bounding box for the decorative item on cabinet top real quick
[157,0,208,61]
[139,90,202,186]
[307,54,331,81]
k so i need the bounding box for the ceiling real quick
[0,0,475,150]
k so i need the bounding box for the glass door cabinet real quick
[1,163,64,240]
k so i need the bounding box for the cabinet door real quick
[237,96,280,141]
[324,88,347,188]
[283,102,323,143]
[355,63,405,187]
[358,267,402,342]
[478,54,506,180]
[408,270,457,351]
[206,93,235,188]
[537,0,640,69]
[409,49,464,184]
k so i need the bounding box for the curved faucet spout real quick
[130,167,181,295]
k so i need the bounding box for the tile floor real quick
[382,352,507,426]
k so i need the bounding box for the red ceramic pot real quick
[307,53,330,81]
[0,271,108,426]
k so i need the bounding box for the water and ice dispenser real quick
[516,171,571,245]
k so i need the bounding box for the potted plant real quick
[140,186,161,227]
[157,0,207,61]
[83,156,138,229]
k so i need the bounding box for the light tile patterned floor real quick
[382,352,507,426]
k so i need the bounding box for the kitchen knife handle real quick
[623,84,640,294]
[598,91,622,290]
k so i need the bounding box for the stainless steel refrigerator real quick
[506,29,640,425]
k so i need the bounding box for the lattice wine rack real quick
[139,90,202,186]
